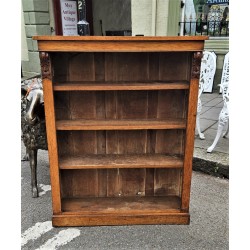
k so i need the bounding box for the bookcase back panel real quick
[57,130,185,156]
[54,90,188,120]
[52,52,192,82]
[60,168,182,198]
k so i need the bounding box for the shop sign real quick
[206,0,229,4]
[60,0,78,36]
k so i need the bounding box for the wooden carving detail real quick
[191,52,203,79]
[39,52,52,80]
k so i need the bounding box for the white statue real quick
[196,51,217,140]
[207,52,229,153]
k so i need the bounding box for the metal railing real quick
[179,20,229,37]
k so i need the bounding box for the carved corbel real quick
[39,52,52,80]
[191,52,203,79]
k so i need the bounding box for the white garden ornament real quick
[196,51,217,140]
[207,52,229,153]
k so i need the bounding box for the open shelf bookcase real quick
[33,36,207,226]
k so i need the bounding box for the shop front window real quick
[180,0,229,37]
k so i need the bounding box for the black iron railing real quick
[178,20,229,37]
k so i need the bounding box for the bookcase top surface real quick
[33,36,208,41]
[33,36,208,52]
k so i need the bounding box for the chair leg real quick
[223,120,229,138]
[196,113,205,139]
[196,97,205,139]
[207,106,229,153]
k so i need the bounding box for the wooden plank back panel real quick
[57,130,184,156]
[52,52,192,83]
[159,52,191,81]
[68,53,95,81]
[94,53,105,81]
[52,53,70,82]
[54,92,70,120]
[154,169,182,196]
[55,90,187,121]
[61,170,98,198]
[105,53,149,81]
[119,169,146,196]
[69,91,96,119]
[155,130,185,156]
[60,168,182,199]
[157,90,188,119]
[117,91,148,119]
[117,131,147,154]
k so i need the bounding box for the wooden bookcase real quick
[33,36,207,226]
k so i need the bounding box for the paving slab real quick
[203,97,223,107]
[194,92,229,179]
[195,118,217,133]
[200,93,218,102]
[200,107,221,121]
[215,101,224,108]
[195,128,229,154]
[200,106,211,115]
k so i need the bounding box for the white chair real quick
[207,52,229,153]
[196,51,217,139]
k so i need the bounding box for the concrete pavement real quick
[194,92,229,179]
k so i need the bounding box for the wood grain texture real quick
[61,196,181,213]
[33,36,208,52]
[53,82,190,91]
[52,213,190,226]
[181,77,200,211]
[42,77,61,213]
[59,154,183,169]
[56,119,186,130]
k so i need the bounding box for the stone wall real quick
[22,0,52,76]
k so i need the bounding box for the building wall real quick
[22,0,52,76]
[131,0,171,36]
[21,4,29,62]
[167,0,181,36]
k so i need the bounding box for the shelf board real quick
[53,81,190,91]
[56,119,186,130]
[61,196,181,214]
[59,154,183,169]
[53,196,190,226]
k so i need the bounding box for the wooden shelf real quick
[53,81,190,91]
[61,196,181,214]
[56,119,186,130]
[59,154,183,169]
